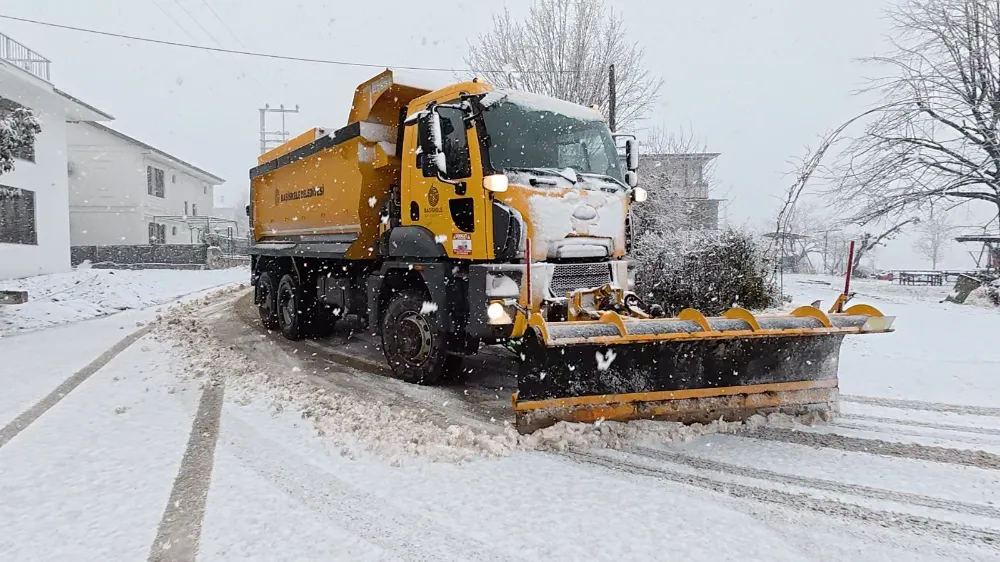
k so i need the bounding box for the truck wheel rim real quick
[279,286,295,326]
[259,284,273,317]
[397,311,432,364]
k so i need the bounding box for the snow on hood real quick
[525,188,627,259]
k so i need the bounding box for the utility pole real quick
[608,64,616,133]
[259,103,300,154]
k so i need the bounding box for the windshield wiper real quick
[504,167,578,184]
[580,172,628,190]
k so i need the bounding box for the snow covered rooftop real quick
[80,122,225,184]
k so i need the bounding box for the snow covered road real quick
[2,274,1000,560]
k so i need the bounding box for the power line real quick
[0,13,588,74]
[148,0,199,42]
[164,0,274,96]
[171,0,227,48]
[197,0,247,49]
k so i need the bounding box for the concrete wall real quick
[0,68,72,280]
[71,244,208,266]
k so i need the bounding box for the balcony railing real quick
[0,31,50,81]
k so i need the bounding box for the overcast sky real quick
[2,0,994,269]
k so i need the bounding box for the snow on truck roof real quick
[483,89,604,121]
[381,70,603,121]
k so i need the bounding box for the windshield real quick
[481,97,622,182]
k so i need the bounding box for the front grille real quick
[549,263,612,297]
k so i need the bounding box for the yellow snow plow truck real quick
[248,69,894,432]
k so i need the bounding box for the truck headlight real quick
[484,174,508,193]
[632,187,647,202]
[487,301,512,324]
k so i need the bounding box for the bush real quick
[632,229,778,316]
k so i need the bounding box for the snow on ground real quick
[784,274,1000,407]
[0,267,248,336]
[0,334,200,561]
[3,273,1000,560]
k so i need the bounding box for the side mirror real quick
[245,204,250,217]
[625,138,639,171]
[418,108,447,176]
[625,171,638,188]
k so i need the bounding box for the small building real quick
[638,152,722,230]
[0,30,114,280]
[67,121,225,247]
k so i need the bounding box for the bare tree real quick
[852,218,920,272]
[834,0,1000,224]
[465,0,662,130]
[913,207,956,268]
[0,107,41,175]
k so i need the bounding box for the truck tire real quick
[277,274,305,340]
[381,289,447,384]
[257,271,279,330]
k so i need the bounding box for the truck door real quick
[403,104,490,260]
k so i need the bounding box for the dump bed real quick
[249,70,441,259]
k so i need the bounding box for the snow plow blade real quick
[512,305,894,433]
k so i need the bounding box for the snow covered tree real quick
[0,106,41,175]
[465,0,662,130]
[913,207,956,269]
[833,0,1000,224]
[632,228,777,315]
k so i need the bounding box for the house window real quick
[146,166,165,198]
[172,226,177,236]
[203,185,207,195]
[0,98,36,163]
[0,186,37,245]
[148,222,166,244]
[172,174,177,184]
[184,201,189,215]
[192,204,197,216]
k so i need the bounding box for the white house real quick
[67,121,226,247]
[0,31,113,280]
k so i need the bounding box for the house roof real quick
[54,88,114,121]
[81,122,225,184]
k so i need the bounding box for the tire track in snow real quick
[628,446,1000,520]
[832,419,1000,448]
[216,408,512,562]
[148,378,225,562]
[562,450,1000,549]
[0,324,154,449]
[742,427,1000,470]
[841,395,1000,418]
[840,413,1000,438]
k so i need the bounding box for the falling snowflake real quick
[595,349,617,371]
[420,301,438,314]
[434,234,448,243]
[368,196,378,208]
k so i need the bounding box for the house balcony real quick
[0,31,51,81]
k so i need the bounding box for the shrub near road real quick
[632,229,778,316]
